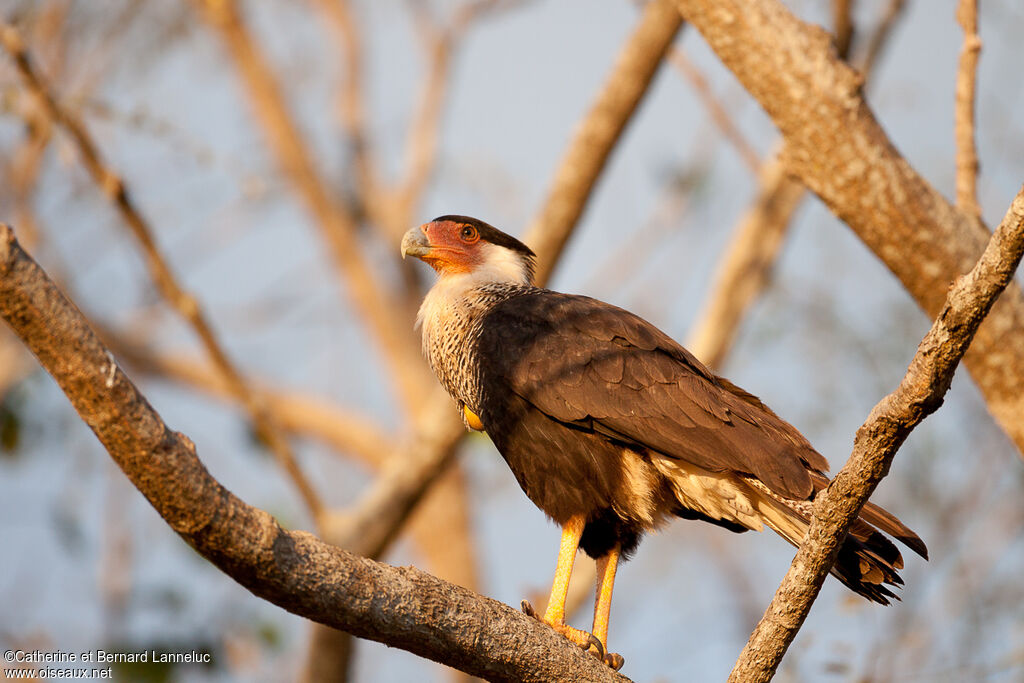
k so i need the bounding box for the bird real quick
[401,215,927,670]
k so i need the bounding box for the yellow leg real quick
[543,514,585,624]
[592,546,624,670]
[522,515,603,657]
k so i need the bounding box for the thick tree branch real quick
[0,20,325,522]
[674,0,1024,457]
[728,186,1024,682]
[525,0,684,286]
[0,223,631,683]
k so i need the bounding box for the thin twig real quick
[107,341,392,467]
[668,48,760,173]
[686,157,804,368]
[728,185,1024,683]
[859,0,907,76]
[309,0,379,212]
[832,0,854,58]
[525,0,685,286]
[955,0,982,220]
[0,21,326,522]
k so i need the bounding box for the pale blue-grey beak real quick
[400,226,431,260]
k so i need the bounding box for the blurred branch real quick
[108,342,392,466]
[955,0,982,220]
[0,20,325,522]
[525,0,685,286]
[189,0,430,413]
[686,157,802,368]
[667,49,759,173]
[0,222,631,683]
[395,0,520,228]
[685,0,902,369]
[309,0,379,212]
[729,186,1024,682]
[859,0,907,77]
[674,0,1024,457]
[832,0,854,58]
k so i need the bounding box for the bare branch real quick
[686,158,803,368]
[0,20,326,521]
[309,0,380,210]
[728,185,1024,682]
[685,0,906,369]
[188,0,431,413]
[859,0,907,77]
[107,342,392,466]
[832,0,854,58]
[0,222,632,683]
[675,0,1024,456]
[525,0,685,286]
[667,48,760,174]
[955,0,982,220]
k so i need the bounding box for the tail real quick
[746,476,928,605]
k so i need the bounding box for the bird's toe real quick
[604,652,625,671]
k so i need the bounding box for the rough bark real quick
[0,223,629,683]
[674,0,1024,456]
[728,186,1024,682]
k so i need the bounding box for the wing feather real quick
[477,291,828,499]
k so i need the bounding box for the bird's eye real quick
[460,225,479,242]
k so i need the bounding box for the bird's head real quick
[401,215,536,285]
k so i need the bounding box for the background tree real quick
[1,1,1022,681]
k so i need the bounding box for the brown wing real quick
[476,290,829,499]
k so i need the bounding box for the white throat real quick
[415,242,532,331]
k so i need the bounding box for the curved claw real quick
[604,652,625,671]
[521,599,537,618]
[585,633,605,660]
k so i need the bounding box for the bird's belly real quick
[489,407,672,531]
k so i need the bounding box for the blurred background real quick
[0,0,1022,681]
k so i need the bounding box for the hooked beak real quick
[401,226,432,260]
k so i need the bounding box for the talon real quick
[521,599,537,618]
[586,633,605,659]
[604,652,625,671]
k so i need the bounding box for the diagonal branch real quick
[674,0,1024,457]
[0,20,325,522]
[0,222,631,683]
[106,341,393,466]
[728,185,1024,682]
[525,0,685,286]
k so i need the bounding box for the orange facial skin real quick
[415,220,485,275]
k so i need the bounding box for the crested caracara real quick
[401,215,927,670]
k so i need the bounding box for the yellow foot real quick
[521,600,605,659]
